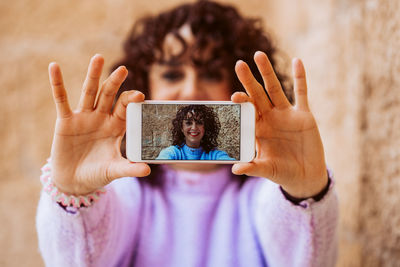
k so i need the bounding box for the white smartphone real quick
[126,101,255,163]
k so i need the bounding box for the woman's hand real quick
[48,54,150,195]
[231,51,328,199]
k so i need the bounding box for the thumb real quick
[107,159,151,182]
[232,159,275,179]
[232,162,257,176]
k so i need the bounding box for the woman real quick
[156,104,236,160]
[37,1,338,266]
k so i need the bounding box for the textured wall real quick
[1,0,399,266]
[359,1,400,265]
[264,0,400,266]
[261,2,364,265]
[141,104,240,160]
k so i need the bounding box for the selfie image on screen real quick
[141,104,240,160]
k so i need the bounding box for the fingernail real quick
[48,62,57,69]
[236,60,244,66]
[133,91,144,98]
[255,51,266,57]
[292,58,301,63]
[92,54,103,61]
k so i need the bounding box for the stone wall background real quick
[262,1,400,266]
[1,0,399,266]
[141,104,240,160]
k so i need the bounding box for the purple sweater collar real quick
[161,165,233,194]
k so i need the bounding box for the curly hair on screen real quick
[113,0,293,103]
[172,105,220,153]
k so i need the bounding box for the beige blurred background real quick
[1,0,399,266]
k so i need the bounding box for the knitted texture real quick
[40,159,106,208]
[37,166,338,267]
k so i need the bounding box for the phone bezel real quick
[126,100,255,163]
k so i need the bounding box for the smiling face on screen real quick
[181,112,205,148]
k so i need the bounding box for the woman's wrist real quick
[280,169,329,199]
[280,169,332,204]
[40,159,106,208]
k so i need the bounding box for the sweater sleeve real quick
[36,177,142,267]
[252,178,338,267]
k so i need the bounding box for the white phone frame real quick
[126,100,255,163]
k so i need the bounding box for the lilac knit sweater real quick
[36,166,338,267]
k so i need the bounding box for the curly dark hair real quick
[172,105,220,153]
[113,0,293,103]
[114,0,292,183]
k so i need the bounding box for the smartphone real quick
[126,101,255,163]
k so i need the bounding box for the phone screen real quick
[141,103,241,161]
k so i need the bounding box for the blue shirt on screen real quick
[156,144,236,160]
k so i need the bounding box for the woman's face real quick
[149,24,232,101]
[181,113,205,148]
